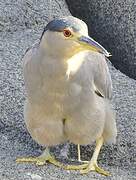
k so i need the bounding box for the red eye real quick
[63,29,72,37]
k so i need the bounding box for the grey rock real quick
[0,0,70,32]
[66,0,136,79]
[0,0,135,179]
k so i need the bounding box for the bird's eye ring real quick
[63,29,72,37]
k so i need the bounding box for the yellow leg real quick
[16,147,63,168]
[77,144,89,163]
[78,144,81,162]
[62,144,89,170]
[80,137,111,176]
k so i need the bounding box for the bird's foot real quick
[80,161,111,176]
[16,148,63,168]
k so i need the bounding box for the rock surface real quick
[66,0,136,79]
[0,0,135,179]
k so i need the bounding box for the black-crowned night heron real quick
[16,16,117,176]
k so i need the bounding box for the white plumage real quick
[24,47,116,146]
[17,16,117,176]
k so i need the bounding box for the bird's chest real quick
[44,75,68,99]
[37,57,84,114]
[41,72,82,114]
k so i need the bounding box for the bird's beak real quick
[78,36,111,57]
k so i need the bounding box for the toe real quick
[78,160,89,164]
[35,159,47,166]
[95,165,111,176]
[16,157,47,165]
[16,157,36,163]
[64,163,88,170]
[80,164,95,174]
[80,163,111,176]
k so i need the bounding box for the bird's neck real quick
[37,46,68,78]
[38,43,88,79]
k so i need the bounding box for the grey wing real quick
[87,53,112,99]
[23,41,39,68]
[22,41,43,99]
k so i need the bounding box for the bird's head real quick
[40,16,111,59]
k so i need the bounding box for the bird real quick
[16,16,117,176]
